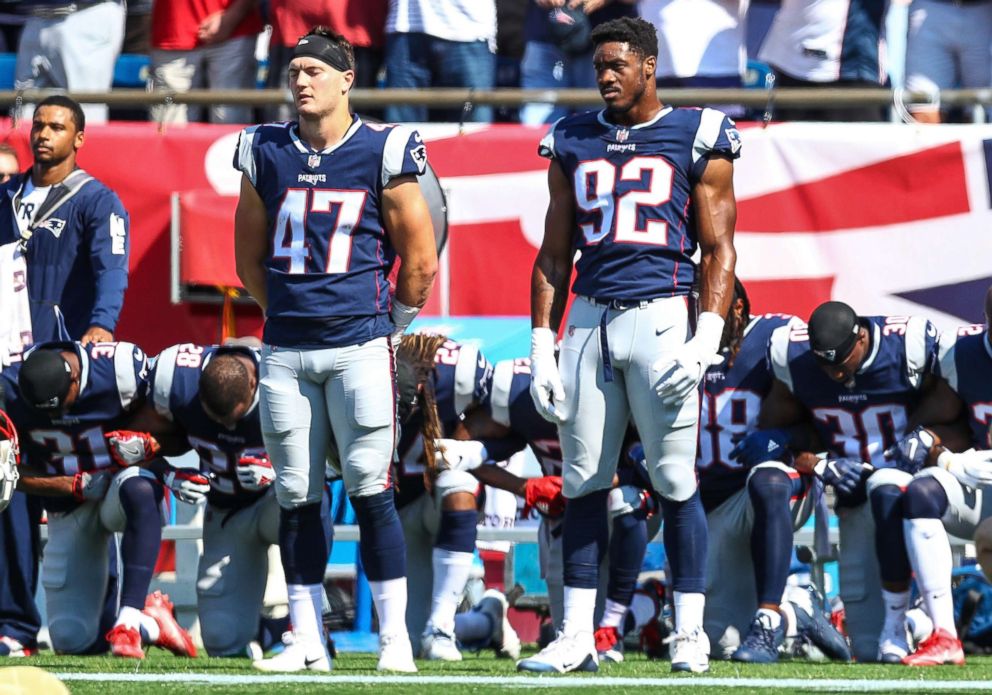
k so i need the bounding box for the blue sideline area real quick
[0,53,150,89]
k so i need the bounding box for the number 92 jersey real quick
[234,117,428,349]
[934,325,992,448]
[539,107,741,302]
[769,316,938,467]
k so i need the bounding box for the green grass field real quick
[5,649,992,694]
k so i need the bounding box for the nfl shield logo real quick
[308,154,321,168]
[616,128,629,143]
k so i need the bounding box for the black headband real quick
[293,35,352,73]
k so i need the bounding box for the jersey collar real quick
[856,322,882,374]
[984,331,992,360]
[290,115,363,155]
[596,106,673,130]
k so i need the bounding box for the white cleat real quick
[516,631,598,673]
[420,627,462,662]
[668,627,711,673]
[252,633,331,672]
[474,589,521,660]
[378,631,418,672]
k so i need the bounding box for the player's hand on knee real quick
[937,448,992,488]
[529,328,566,424]
[523,475,565,518]
[105,430,161,467]
[433,438,487,472]
[884,426,937,475]
[236,448,275,491]
[813,457,870,496]
[729,428,790,467]
[161,466,211,504]
[653,311,725,405]
[72,471,113,502]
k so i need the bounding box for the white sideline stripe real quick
[53,673,992,690]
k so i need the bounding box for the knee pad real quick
[865,467,911,496]
[435,469,478,499]
[653,462,697,502]
[902,476,948,519]
[49,616,96,655]
[275,469,313,510]
[746,465,792,506]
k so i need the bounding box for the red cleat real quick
[902,628,965,667]
[594,626,624,663]
[107,624,145,659]
[143,591,197,658]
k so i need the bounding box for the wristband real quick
[390,298,420,332]
[694,311,726,355]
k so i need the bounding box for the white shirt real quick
[386,0,496,44]
[643,0,749,78]
[15,178,51,237]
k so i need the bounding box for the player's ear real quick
[643,54,656,79]
[74,129,84,151]
[341,69,356,95]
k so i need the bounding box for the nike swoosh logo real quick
[305,656,324,666]
[655,327,671,336]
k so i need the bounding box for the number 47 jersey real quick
[234,117,428,349]
[539,107,741,301]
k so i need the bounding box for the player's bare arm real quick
[758,378,819,456]
[906,376,964,431]
[234,174,270,313]
[692,155,737,319]
[16,464,75,497]
[531,159,575,333]
[383,175,438,309]
[116,400,192,457]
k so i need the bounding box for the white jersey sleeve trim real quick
[538,117,565,160]
[904,317,934,389]
[236,125,261,188]
[453,344,481,417]
[381,125,415,187]
[692,107,726,164]
[114,342,140,410]
[936,331,959,392]
[490,360,515,428]
[152,345,179,421]
[769,325,795,393]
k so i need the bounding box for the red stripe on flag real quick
[738,142,970,233]
[744,276,836,320]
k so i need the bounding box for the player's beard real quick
[606,78,647,116]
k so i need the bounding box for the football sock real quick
[351,490,406,581]
[369,577,408,637]
[287,583,326,653]
[562,586,597,637]
[673,591,705,634]
[880,589,910,639]
[428,548,474,634]
[869,484,911,585]
[747,467,794,605]
[118,475,164,610]
[454,611,493,644]
[756,607,782,630]
[599,598,628,630]
[778,601,798,638]
[607,510,647,607]
[905,517,956,635]
[660,491,707,594]
[562,489,609,589]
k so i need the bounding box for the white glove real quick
[389,298,420,351]
[434,439,488,472]
[654,312,726,406]
[72,471,113,502]
[236,448,275,491]
[937,448,992,488]
[529,328,566,424]
[163,466,211,504]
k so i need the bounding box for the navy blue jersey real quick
[234,117,428,349]
[769,316,938,466]
[0,341,148,512]
[935,326,992,448]
[698,314,799,512]
[539,107,741,301]
[488,358,562,476]
[395,340,493,509]
[0,172,129,341]
[151,343,265,509]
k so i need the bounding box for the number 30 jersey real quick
[769,316,938,467]
[234,117,428,349]
[539,107,741,302]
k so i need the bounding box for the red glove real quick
[523,476,565,519]
[237,449,275,491]
[105,430,160,467]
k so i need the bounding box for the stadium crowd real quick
[0,0,988,123]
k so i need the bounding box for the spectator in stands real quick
[0,144,18,184]
[265,0,388,122]
[13,0,125,125]
[494,0,529,122]
[519,0,639,126]
[903,0,992,123]
[123,0,153,55]
[384,0,498,123]
[148,0,262,125]
[757,0,888,121]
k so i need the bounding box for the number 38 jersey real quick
[234,117,428,349]
[539,107,741,301]
[0,341,149,512]
[151,344,266,509]
[698,314,798,512]
[934,326,992,448]
[769,316,938,467]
